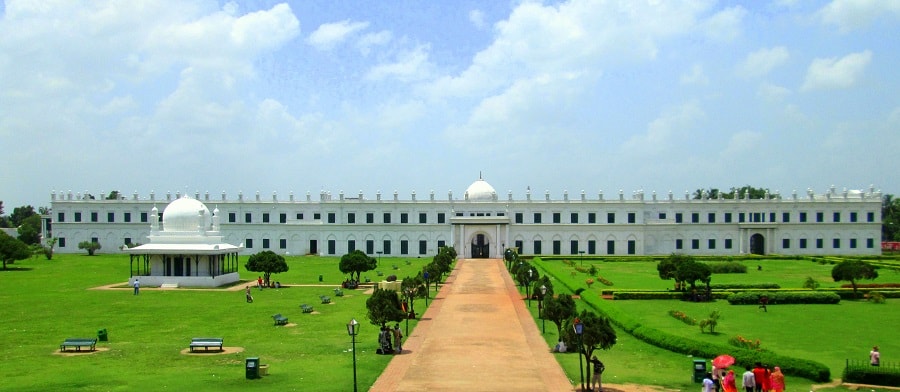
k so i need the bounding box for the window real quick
[588,213,596,223]
[799,212,807,222]
[752,213,762,223]
[627,240,635,255]
[327,240,336,255]
[437,213,446,224]
[691,239,699,249]
[400,240,409,255]
[262,239,270,248]
[383,213,391,224]
[107,212,115,223]
[58,237,66,247]
[658,212,667,220]
[124,212,131,223]
[833,238,840,249]
[280,213,287,223]
[327,213,336,223]
[691,213,699,223]
[400,213,408,223]
[437,240,446,248]
[280,239,287,249]
[141,212,148,223]
[628,212,636,224]
[228,213,236,223]
[534,213,542,224]
[366,240,374,254]
[708,239,716,249]
[867,212,875,222]
[296,213,303,220]
[91,212,98,222]
[515,213,523,224]
[262,213,270,223]
[739,213,745,223]
[124,238,132,246]
[833,212,840,223]
[348,240,356,253]
[675,213,683,223]
[514,240,523,254]
[799,238,808,249]
[383,240,391,255]
[348,213,356,224]
[74,212,82,222]
[246,239,254,248]
[676,239,683,249]
[724,213,732,223]
[782,238,790,249]
[552,240,561,255]
[534,240,542,254]
[552,213,561,223]
[850,238,857,249]
[57,212,65,222]
[366,213,374,224]
[816,212,824,223]
[419,240,427,255]
[867,238,875,248]
[245,213,252,223]
[606,240,615,254]
[571,213,578,224]
[607,212,615,224]
[419,213,427,224]
[769,212,776,222]
[588,240,596,254]
[724,239,732,249]
[708,213,715,223]
[782,212,790,223]
[313,213,321,220]
[816,238,823,249]
[570,240,578,254]
[850,212,858,223]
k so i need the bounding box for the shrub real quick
[727,291,840,305]
[585,278,595,288]
[709,283,780,290]
[705,262,748,274]
[597,276,614,286]
[869,291,886,304]
[588,265,598,276]
[843,364,900,386]
[728,335,764,351]
[803,277,820,290]
[668,310,697,325]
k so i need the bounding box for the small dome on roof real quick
[465,175,496,201]
[162,196,211,232]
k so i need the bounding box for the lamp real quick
[347,319,359,392]
[574,318,585,392]
[526,269,533,307]
[539,285,548,333]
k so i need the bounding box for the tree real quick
[366,288,406,327]
[78,241,101,256]
[0,231,31,269]
[106,191,121,200]
[9,205,37,228]
[564,311,617,386]
[42,237,58,260]
[883,194,900,241]
[245,250,289,285]
[657,253,692,291]
[675,258,712,292]
[339,250,377,282]
[693,186,771,200]
[542,293,576,337]
[17,214,42,245]
[400,273,427,316]
[832,260,878,298]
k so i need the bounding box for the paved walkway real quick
[370,258,575,391]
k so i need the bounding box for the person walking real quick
[752,363,768,392]
[245,286,254,303]
[589,355,605,392]
[392,324,403,354]
[702,372,716,392]
[723,370,738,392]
[133,278,140,295]
[257,276,263,290]
[871,346,881,366]
[741,366,756,392]
[769,367,785,392]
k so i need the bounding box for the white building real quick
[46,178,883,259]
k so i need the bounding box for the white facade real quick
[47,180,883,259]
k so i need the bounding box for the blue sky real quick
[1,0,898,209]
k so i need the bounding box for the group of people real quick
[376,324,403,355]
[705,362,784,392]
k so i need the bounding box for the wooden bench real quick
[300,304,314,313]
[320,295,331,304]
[60,338,97,352]
[189,337,224,352]
[272,313,288,326]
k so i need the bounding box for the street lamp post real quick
[376,251,383,266]
[526,269,532,307]
[539,285,547,334]
[579,250,585,266]
[346,319,359,392]
[574,318,585,392]
[423,272,430,306]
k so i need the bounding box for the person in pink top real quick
[769,367,785,392]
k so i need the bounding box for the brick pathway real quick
[369,258,575,391]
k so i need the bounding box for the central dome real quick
[465,176,496,201]
[162,196,212,232]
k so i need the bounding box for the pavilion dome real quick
[162,195,212,232]
[465,176,496,201]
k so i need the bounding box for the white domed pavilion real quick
[124,195,242,288]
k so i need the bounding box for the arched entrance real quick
[471,234,490,258]
[749,233,765,255]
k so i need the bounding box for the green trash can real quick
[318,274,323,282]
[246,357,260,379]
[97,328,108,342]
[693,359,707,383]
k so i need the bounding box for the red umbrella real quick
[712,354,735,369]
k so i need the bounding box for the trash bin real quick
[318,274,323,282]
[246,357,260,379]
[97,328,108,342]
[693,359,707,383]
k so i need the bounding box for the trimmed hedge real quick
[704,262,748,274]
[710,283,780,290]
[727,291,840,305]
[843,364,900,386]
[613,291,731,300]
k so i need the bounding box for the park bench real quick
[272,313,288,326]
[333,288,344,297]
[60,338,97,352]
[320,295,331,304]
[300,304,314,313]
[189,337,224,352]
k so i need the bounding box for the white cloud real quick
[469,9,487,29]
[737,46,790,78]
[621,102,706,156]
[757,83,791,101]
[801,50,872,91]
[700,6,746,42]
[357,30,392,56]
[720,130,763,158]
[365,45,433,82]
[680,64,708,86]
[818,0,900,32]
[307,20,369,51]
